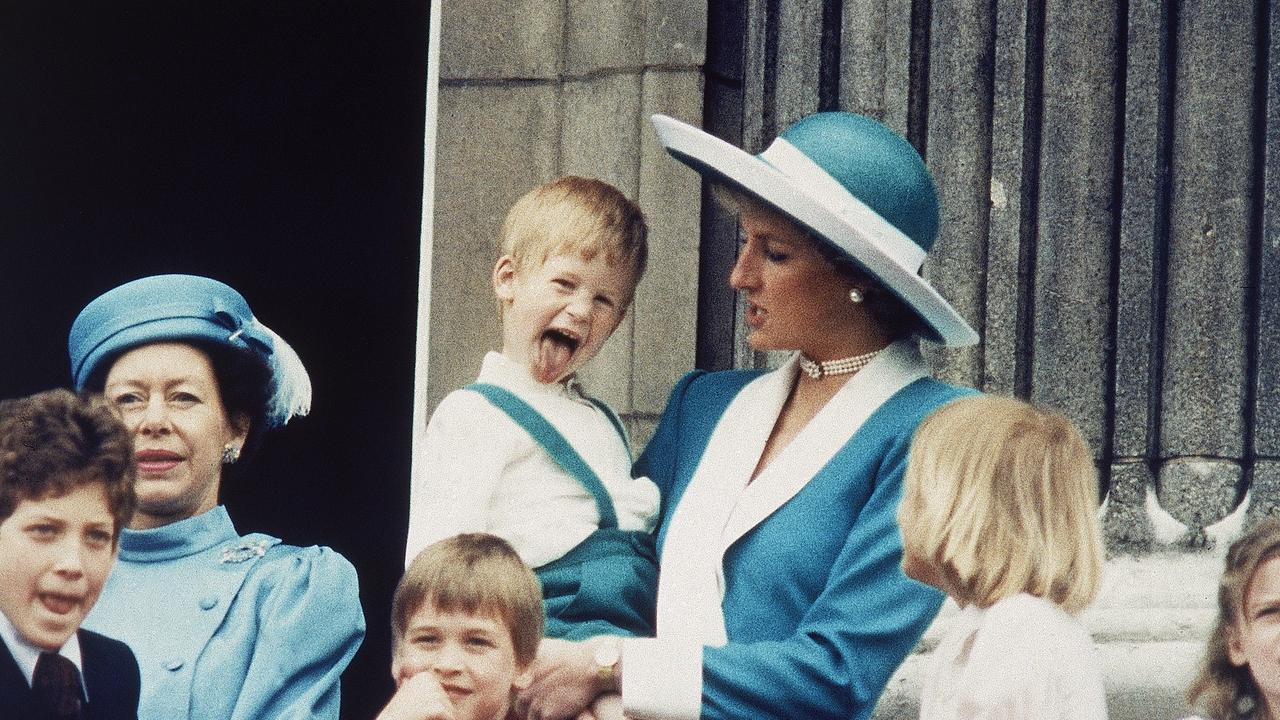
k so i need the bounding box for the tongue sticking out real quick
[532,330,577,383]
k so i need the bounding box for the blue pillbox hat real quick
[69,274,311,428]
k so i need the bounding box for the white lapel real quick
[655,360,795,646]
[719,341,928,548]
[654,341,928,647]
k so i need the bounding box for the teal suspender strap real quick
[466,383,619,529]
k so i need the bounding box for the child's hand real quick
[376,672,456,720]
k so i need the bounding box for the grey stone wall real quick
[429,0,707,445]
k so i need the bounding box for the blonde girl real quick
[1185,518,1280,720]
[898,394,1107,720]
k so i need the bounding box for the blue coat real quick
[83,506,364,720]
[632,345,974,720]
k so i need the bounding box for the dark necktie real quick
[32,652,85,720]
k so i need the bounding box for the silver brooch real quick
[220,539,270,564]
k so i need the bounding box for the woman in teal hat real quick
[67,274,365,720]
[516,112,978,720]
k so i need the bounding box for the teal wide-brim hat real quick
[68,274,311,428]
[651,113,978,347]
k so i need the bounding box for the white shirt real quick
[0,610,87,696]
[406,352,659,568]
[919,593,1107,720]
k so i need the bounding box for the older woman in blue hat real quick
[516,113,979,720]
[67,274,364,720]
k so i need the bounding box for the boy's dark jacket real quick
[0,628,140,719]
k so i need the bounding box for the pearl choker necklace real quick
[798,349,881,379]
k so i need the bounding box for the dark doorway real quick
[1,2,429,716]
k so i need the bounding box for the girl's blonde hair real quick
[1187,519,1280,720]
[900,394,1104,613]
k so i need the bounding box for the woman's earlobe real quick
[231,412,251,444]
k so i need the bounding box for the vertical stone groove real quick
[1101,0,1132,499]
[818,0,842,111]
[762,0,781,140]
[1148,0,1176,472]
[1013,0,1045,399]
[1243,0,1273,499]
[906,0,933,153]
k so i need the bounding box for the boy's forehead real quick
[524,249,640,287]
[3,479,115,521]
[408,600,509,630]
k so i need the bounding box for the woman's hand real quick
[376,672,456,720]
[514,638,611,720]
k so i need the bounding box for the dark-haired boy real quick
[0,388,140,720]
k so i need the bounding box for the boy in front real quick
[378,534,541,720]
[0,388,140,719]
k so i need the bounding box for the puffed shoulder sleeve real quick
[232,545,365,720]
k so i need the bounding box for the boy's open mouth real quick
[532,328,580,383]
[38,592,81,616]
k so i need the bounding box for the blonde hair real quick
[900,395,1104,613]
[392,534,544,667]
[1187,519,1280,719]
[499,176,648,286]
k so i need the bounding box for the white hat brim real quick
[652,114,978,347]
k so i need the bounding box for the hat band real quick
[759,138,928,272]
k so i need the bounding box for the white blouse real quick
[405,352,659,569]
[919,593,1107,720]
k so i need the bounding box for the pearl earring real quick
[848,287,864,304]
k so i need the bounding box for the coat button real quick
[164,658,184,671]
[199,595,219,610]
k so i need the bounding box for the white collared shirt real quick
[0,610,88,697]
[920,594,1106,720]
[406,351,660,568]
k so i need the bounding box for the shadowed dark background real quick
[0,2,430,716]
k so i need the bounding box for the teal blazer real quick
[636,367,975,720]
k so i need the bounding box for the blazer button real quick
[199,595,219,610]
[164,658,184,672]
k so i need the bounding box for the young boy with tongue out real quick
[0,388,141,719]
[406,176,660,641]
